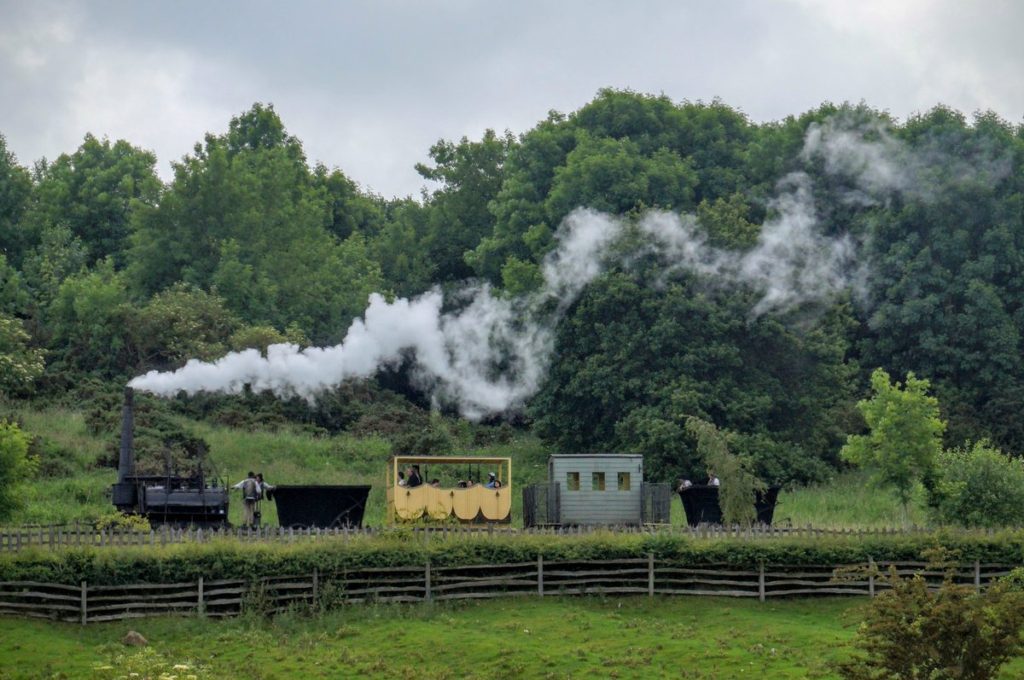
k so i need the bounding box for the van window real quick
[618,472,631,491]
[567,472,580,491]
[592,471,606,491]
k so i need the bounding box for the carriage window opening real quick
[593,472,606,491]
[618,472,631,491]
[567,472,580,491]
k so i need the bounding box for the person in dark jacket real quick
[407,465,423,488]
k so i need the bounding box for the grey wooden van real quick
[523,454,670,527]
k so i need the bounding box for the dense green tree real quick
[18,223,87,311]
[533,263,855,485]
[0,135,32,266]
[46,260,132,376]
[128,103,384,342]
[313,164,386,241]
[21,134,160,267]
[859,109,1024,452]
[469,111,576,281]
[125,284,238,371]
[471,90,757,283]
[416,129,515,282]
[369,198,435,297]
[3,92,1024,496]
[0,254,29,316]
[0,314,44,396]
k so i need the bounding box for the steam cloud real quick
[129,119,929,416]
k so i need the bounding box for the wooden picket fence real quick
[0,557,1016,624]
[0,522,958,553]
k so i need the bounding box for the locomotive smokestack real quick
[118,386,134,483]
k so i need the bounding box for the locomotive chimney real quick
[111,386,138,511]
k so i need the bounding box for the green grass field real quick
[4,596,1022,680]
[7,405,929,530]
[0,597,863,679]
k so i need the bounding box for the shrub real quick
[0,420,37,520]
[94,511,151,531]
[929,440,1024,528]
[839,554,1024,679]
[4,530,1023,586]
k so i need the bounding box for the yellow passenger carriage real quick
[386,455,512,524]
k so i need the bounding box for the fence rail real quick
[0,557,1014,624]
[0,522,980,553]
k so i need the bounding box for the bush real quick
[0,420,37,520]
[839,554,1024,679]
[94,511,151,531]
[930,440,1024,528]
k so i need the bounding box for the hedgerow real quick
[2,530,1023,586]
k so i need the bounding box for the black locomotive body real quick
[112,388,230,527]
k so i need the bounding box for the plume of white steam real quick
[801,116,1011,205]
[130,117,932,417]
[129,209,622,418]
[638,173,858,315]
[801,118,910,200]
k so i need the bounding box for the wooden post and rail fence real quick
[0,557,1015,624]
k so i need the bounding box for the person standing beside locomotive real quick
[254,472,274,527]
[233,471,260,528]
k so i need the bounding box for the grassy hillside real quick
[5,405,928,530]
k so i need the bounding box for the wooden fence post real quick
[80,581,87,625]
[425,561,432,602]
[198,576,205,616]
[648,552,655,597]
[758,563,765,602]
[537,554,544,597]
[974,560,981,592]
[868,557,875,598]
[312,568,319,603]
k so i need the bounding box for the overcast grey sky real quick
[1,0,1021,198]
